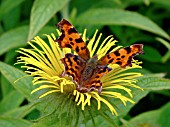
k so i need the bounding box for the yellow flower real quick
[16,29,143,116]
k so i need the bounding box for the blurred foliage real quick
[0,0,170,126]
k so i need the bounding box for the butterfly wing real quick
[56,19,90,61]
[61,53,86,84]
[77,66,112,94]
[98,44,143,67]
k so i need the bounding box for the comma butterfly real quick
[55,19,143,94]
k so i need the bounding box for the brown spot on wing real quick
[61,53,86,84]
[55,19,90,61]
[98,44,144,68]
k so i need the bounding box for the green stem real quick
[162,50,170,63]
[156,37,170,63]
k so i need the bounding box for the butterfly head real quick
[87,55,98,65]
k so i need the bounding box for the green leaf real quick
[0,25,61,56]
[76,8,170,40]
[28,0,68,40]
[128,102,170,127]
[84,110,119,127]
[0,117,32,127]
[29,97,77,127]
[112,76,170,117]
[154,90,170,97]
[0,62,33,101]
[150,0,170,8]
[3,104,35,119]
[156,37,170,51]
[120,118,135,127]
[29,115,59,127]
[139,45,162,62]
[29,92,89,127]
[2,6,20,30]
[37,26,57,37]
[161,50,170,63]
[90,0,123,9]
[0,26,29,55]
[156,37,170,63]
[138,76,170,90]
[1,76,13,97]
[0,0,25,19]
[1,48,20,97]
[0,90,24,114]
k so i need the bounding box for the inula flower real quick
[17,19,143,116]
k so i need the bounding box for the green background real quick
[0,0,170,127]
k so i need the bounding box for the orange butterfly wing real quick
[56,19,90,61]
[60,53,86,84]
[77,66,112,94]
[98,44,143,67]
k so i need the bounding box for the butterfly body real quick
[81,55,98,81]
[56,19,144,94]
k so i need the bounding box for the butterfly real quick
[55,19,143,94]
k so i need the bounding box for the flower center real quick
[59,76,76,93]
